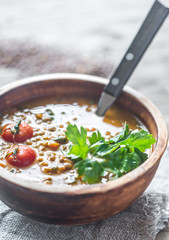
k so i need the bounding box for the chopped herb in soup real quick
[0,97,155,186]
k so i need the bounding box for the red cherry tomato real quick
[5,145,36,168]
[1,122,33,143]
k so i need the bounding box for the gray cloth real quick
[0,192,168,240]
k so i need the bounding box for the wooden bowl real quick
[0,73,168,225]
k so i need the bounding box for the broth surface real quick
[0,96,143,186]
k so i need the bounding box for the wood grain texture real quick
[0,73,168,225]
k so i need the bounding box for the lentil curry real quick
[0,97,155,186]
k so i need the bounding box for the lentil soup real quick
[0,96,144,186]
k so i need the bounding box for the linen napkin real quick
[0,192,168,240]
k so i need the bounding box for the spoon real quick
[96,0,169,116]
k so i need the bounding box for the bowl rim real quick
[0,73,168,194]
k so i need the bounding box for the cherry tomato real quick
[5,145,36,168]
[1,122,33,143]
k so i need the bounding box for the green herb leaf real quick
[95,128,155,157]
[89,130,104,145]
[69,144,89,160]
[101,146,147,176]
[118,129,156,152]
[10,168,16,173]
[94,143,119,157]
[66,124,87,146]
[65,123,156,184]
[65,124,88,159]
[53,137,68,144]
[108,122,130,144]
[45,109,55,115]
[67,154,82,162]
[89,123,130,156]
[75,159,104,184]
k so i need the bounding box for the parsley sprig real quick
[66,124,89,160]
[65,123,156,184]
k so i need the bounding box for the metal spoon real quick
[96,0,169,116]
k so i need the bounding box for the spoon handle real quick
[104,0,169,97]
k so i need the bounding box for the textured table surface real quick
[0,0,169,239]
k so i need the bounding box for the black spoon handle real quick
[104,0,169,97]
